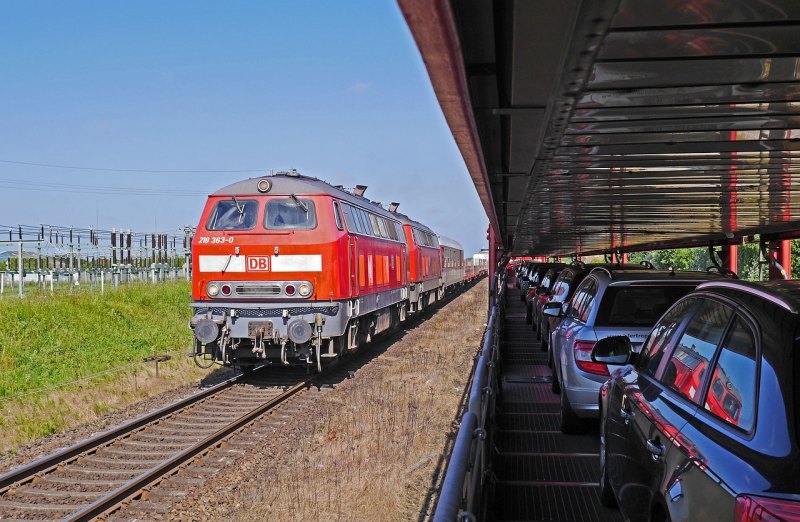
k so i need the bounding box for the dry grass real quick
[233,281,488,521]
[0,355,212,451]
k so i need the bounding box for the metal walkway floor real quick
[487,289,622,522]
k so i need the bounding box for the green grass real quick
[0,282,193,398]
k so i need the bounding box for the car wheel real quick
[559,386,588,434]
[598,406,617,507]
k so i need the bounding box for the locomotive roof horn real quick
[354,185,368,197]
[389,202,400,212]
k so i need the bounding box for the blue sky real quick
[0,1,488,255]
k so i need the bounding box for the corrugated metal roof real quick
[401,0,800,256]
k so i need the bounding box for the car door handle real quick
[620,407,634,420]
[647,439,665,460]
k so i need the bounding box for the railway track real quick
[0,367,316,521]
[0,278,486,521]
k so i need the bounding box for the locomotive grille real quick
[234,284,282,296]
[208,305,340,317]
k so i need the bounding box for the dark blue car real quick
[594,279,800,522]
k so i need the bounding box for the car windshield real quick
[206,199,258,230]
[596,285,697,327]
[265,198,317,229]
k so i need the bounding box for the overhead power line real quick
[0,159,264,174]
[0,178,209,197]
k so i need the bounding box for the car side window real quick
[639,298,698,376]
[552,277,568,302]
[570,279,596,321]
[661,300,733,403]
[579,279,599,322]
[702,316,757,432]
[567,280,590,319]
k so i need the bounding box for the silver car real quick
[545,268,722,433]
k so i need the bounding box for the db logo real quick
[246,256,270,271]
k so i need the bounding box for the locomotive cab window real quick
[206,198,259,231]
[333,201,344,230]
[265,197,317,230]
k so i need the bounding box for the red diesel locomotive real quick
[190,172,473,370]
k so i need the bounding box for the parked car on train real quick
[188,172,476,371]
[527,266,565,332]
[538,262,656,356]
[594,279,800,522]
[518,262,537,296]
[545,268,722,433]
[523,262,565,307]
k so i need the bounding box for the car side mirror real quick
[543,301,562,318]
[591,336,632,365]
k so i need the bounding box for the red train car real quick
[189,172,460,370]
[400,218,442,311]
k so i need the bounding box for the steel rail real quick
[65,370,321,521]
[0,371,245,492]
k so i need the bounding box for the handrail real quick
[433,267,506,521]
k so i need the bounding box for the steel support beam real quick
[768,240,791,280]
[721,245,738,274]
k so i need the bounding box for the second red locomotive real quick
[190,171,474,370]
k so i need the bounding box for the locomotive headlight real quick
[298,283,313,297]
[207,283,220,297]
[257,179,272,193]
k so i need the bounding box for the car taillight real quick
[573,340,609,376]
[736,495,800,522]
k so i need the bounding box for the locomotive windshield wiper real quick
[290,193,308,213]
[231,195,245,223]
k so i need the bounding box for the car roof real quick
[588,268,725,285]
[696,279,800,314]
[560,262,652,275]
